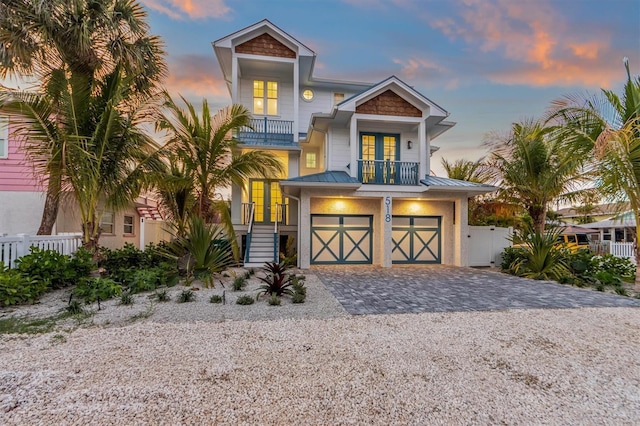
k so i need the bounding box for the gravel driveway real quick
[1,267,639,424]
[1,307,639,424]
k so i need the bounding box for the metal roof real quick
[281,171,361,184]
[420,176,497,190]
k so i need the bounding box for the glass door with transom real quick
[359,133,400,184]
[250,179,286,224]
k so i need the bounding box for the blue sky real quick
[10,0,640,175]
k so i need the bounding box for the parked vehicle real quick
[557,233,591,252]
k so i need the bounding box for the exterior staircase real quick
[244,225,277,267]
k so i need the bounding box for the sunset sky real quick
[7,0,639,175]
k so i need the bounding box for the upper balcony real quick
[358,159,420,185]
[235,118,297,147]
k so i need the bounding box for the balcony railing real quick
[236,117,295,146]
[358,159,420,185]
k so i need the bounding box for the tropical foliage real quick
[551,59,640,283]
[0,0,166,235]
[155,95,284,259]
[485,118,586,232]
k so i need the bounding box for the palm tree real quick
[486,118,586,233]
[0,0,165,235]
[551,59,640,283]
[156,95,284,224]
[3,69,166,250]
[156,95,284,259]
[441,158,492,183]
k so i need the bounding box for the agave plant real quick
[256,261,294,299]
[510,223,570,280]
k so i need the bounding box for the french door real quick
[359,132,400,184]
[250,179,286,224]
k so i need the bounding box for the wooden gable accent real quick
[235,33,296,59]
[356,90,422,117]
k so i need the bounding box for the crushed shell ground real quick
[1,271,639,424]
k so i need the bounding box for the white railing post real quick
[16,234,29,265]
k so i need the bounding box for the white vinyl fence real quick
[0,233,83,269]
[610,242,636,262]
[468,226,513,267]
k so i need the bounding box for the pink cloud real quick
[164,54,229,103]
[393,57,459,89]
[429,0,623,88]
[140,0,230,20]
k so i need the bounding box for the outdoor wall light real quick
[407,140,413,149]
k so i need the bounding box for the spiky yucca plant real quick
[510,224,570,280]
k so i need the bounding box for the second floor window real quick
[254,80,278,115]
[0,116,8,159]
[306,151,317,169]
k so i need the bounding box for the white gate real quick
[468,226,513,267]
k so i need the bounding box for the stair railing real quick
[273,203,281,262]
[244,202,255,263]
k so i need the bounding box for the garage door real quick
[311,215,373,264]
[392,216,441,264]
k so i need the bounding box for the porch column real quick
[139,217,145,250]
[419,120,427,178]
[349,115,358,178]
[231,55,238,102]
[299,191,311,269]
[381,195,393,268]
[454,196,469,266]
[231,184,242,225]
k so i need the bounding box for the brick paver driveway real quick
[313,265,640,315]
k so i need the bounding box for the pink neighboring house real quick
[0,117,45,192]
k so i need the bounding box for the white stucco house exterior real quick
[213,20,495,268]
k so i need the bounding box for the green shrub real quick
[615,286,629,296]
[291,275,307,296]
[236,295,254,305]
[73,278,122,310]
[0,265,45,306]
[153,289,170,302]
[120,292,134,305]
[268,293,281,306]
[567,249,594,275]
[209,294,223,304]
[232,276,247,291]
[15,247,92,290]
[508,225,570,280]
[66,300,85,315]
[587,254,636,279]
[163,217,233,287]
[256,261,294,298]
[128,268,163,294]
[177,289,195,303]
[291,292,306,304]
[500,247,527,274]
[593,270,622,287]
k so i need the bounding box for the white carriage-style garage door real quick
[392,216,442,264]
[310,215,373,264]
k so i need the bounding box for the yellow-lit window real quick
[253,81,265,114]
[333,93,345,105]
[361,135,376,160]
[254,80,278,115]
[267,81,278,115]
[306,152,317,169]
[383,136,397,160]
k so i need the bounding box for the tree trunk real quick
[82,220,101,255]
[529,205,547,234]
[36,180,60,235]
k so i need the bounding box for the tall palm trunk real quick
[37,183,60,235]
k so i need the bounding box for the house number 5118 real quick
[384,196,391,222]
